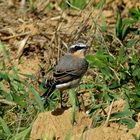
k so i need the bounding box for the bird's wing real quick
[41,69,78,98]
[53,69,80,84]
[53,55,88,84]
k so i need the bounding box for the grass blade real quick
[116,10,122,40]
[0,42,10,61]
[69,89,77,124]
[13,126,31,140]
[27,85,44,112]
[0,117,12,136]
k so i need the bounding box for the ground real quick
[0,0,140,140]
[30,100,140,140]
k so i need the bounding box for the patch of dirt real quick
[72,121,140,140]
[31,103,140,140]
[30,108,92,140]
[17,56,40,75]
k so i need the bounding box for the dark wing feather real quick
[41,78,56,99]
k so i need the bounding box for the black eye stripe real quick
[75,46,85,50]
[70,46,85,52]
[68,44,87,53]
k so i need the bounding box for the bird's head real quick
[68,43,90,58]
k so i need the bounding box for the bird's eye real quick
[75,45,79,49]
[75,45,86,50]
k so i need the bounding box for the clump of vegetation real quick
[86,6,140,128]
[0,42,44,139]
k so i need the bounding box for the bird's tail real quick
[41,80,56,100]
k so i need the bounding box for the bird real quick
[41,43,90,107]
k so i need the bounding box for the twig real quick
[0,28,15,36]
[107,32,124,48]
[109,66,120,82]
[66,0,81,11]
[16,35,30,61]
[0,99,17,106]
[1,31,31,40]
[104,99,114,127]
[37,0,51,13]
[20,0,26,10]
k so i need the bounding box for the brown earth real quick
[30,100,140,140]
[0,0,140,140]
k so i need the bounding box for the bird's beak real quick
[84,45,90,54]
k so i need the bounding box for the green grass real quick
[85,5,140,129]
[0,42,44,139]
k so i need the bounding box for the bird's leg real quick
[59,90,63,108]
[74,87,82,112]
[76,87,86,112]
[79,94,86,112]
[75,91,81,112]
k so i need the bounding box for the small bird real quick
[41,43,90,105]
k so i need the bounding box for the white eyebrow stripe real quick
[70,43,87,48]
